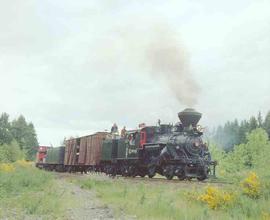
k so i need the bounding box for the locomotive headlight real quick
[194,141,200,147]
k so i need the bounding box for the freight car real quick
[35,146,51,165]
[64,132,107,173]
[36,132,108,173]
[36,109,216,181]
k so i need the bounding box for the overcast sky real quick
[0,0,269,146]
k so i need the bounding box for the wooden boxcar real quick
[64,132,108,172]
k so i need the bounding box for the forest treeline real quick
[0,113,38,162]
[213,111,270,151]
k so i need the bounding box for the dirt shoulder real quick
[55,174,115,220]
[55,172,227,220]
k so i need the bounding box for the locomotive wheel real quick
[165,174,174,180]
[177,175,185,181]
[197,167,207,181]
[163,165,174,180]
[148,165,156,178]
[197,175,207,181]
[121,166,128,177]
[139,170,146,178]
[129,166,137,177]
[177,171,185,180]
[197,170,207,181]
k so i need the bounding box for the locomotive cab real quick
[139,126,155,148]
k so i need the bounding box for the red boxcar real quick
[36,146,51,164]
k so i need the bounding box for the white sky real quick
[0,0,269,145]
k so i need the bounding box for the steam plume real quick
[146,27,200,106]
[92,23,200,106]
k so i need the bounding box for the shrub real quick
[241,172,261,199]
[262,211,270,220]
[0,163,15,173]
[197,186,234,209]
[0,141,24,163]
[15,160,32,167]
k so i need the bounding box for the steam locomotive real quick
[36,108,216,181]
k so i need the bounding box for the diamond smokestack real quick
[178,108,202,128]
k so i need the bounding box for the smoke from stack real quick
[146,27,200,106]
[92,23,200,106]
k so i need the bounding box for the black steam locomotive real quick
[101,108,216,181]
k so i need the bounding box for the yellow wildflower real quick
[0,163,16,173]
[241,172,260,198]
[197,186,233,209]
[16,160,32,167]
[262,211,270,220]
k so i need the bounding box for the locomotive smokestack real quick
[178,108,202,128]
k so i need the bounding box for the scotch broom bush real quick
[197,186,234,209]
[241,172,261,199]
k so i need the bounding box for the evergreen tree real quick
[257,111,263,127]
[25,122,39,159]
[0,113,13,145]
[11,115,39,160]
[238,120,249,143]
[11,115,28,149]
[213,125,224,146]
[249,116,258,131]
[213,113,265,150]
[264,111,270,138]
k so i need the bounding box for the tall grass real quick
[78,177,212,219]
[0,162,65,219]
[77,174,270,220]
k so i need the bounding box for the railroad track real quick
[120,175,232,185]
[56,172,232,186]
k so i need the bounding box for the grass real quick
[0,162,67,219]
[75,174,270,220]
[2,161,269,219]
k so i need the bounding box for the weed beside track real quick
[61,172,270,220]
